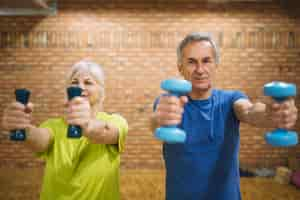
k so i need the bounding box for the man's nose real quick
[195,63,205,73]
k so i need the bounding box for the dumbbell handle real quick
[10,89,31,141]
[67,87,83,138]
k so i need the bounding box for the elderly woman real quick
[2,60,128,200]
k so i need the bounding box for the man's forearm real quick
[243,102,275,128]
[150,113,159,132]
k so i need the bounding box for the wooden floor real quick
[0,168,299,200]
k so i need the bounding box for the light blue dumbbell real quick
[155,79,192,143]
[264,81,298,147]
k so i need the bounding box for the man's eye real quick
[71,81,78,85]
[203,58,212,63]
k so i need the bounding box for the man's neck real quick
[189,88,212,100]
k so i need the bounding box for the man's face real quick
[178,40,217,94]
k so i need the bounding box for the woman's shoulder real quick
[39,117,66,128]
[97,112,124,118]
[96,112,128,125]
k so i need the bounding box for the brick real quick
[0,0,299,170]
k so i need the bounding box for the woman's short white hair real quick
[67,60,105,99]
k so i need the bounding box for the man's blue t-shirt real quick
[155,89,248,200]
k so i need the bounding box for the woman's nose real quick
[78,82,86,90]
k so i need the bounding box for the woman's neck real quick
[90,103,102,117]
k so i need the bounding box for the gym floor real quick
[0,167,299,200]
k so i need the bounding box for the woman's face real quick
[69,70,103,106]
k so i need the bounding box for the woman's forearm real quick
[84,119,119,144]
[25,126,52,153]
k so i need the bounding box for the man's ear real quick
[177,63,183,75]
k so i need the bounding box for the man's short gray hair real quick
[177,32,220,65]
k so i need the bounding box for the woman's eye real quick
[85,81,93,85]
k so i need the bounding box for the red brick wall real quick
[0,0,299,169]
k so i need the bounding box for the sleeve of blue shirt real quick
[153,96,160,111]
[231,90,249,104]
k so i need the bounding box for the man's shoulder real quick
[213,89,243,97]
[213,88,242,94]
[213,89,248,105]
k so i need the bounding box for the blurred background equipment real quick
[0,0,56,16]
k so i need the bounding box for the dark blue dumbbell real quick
[10,89,31,141]
[264,81,298,147]
[155,79,192,143]
[67,87,82,138]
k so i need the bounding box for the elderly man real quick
[151,32,298,200]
